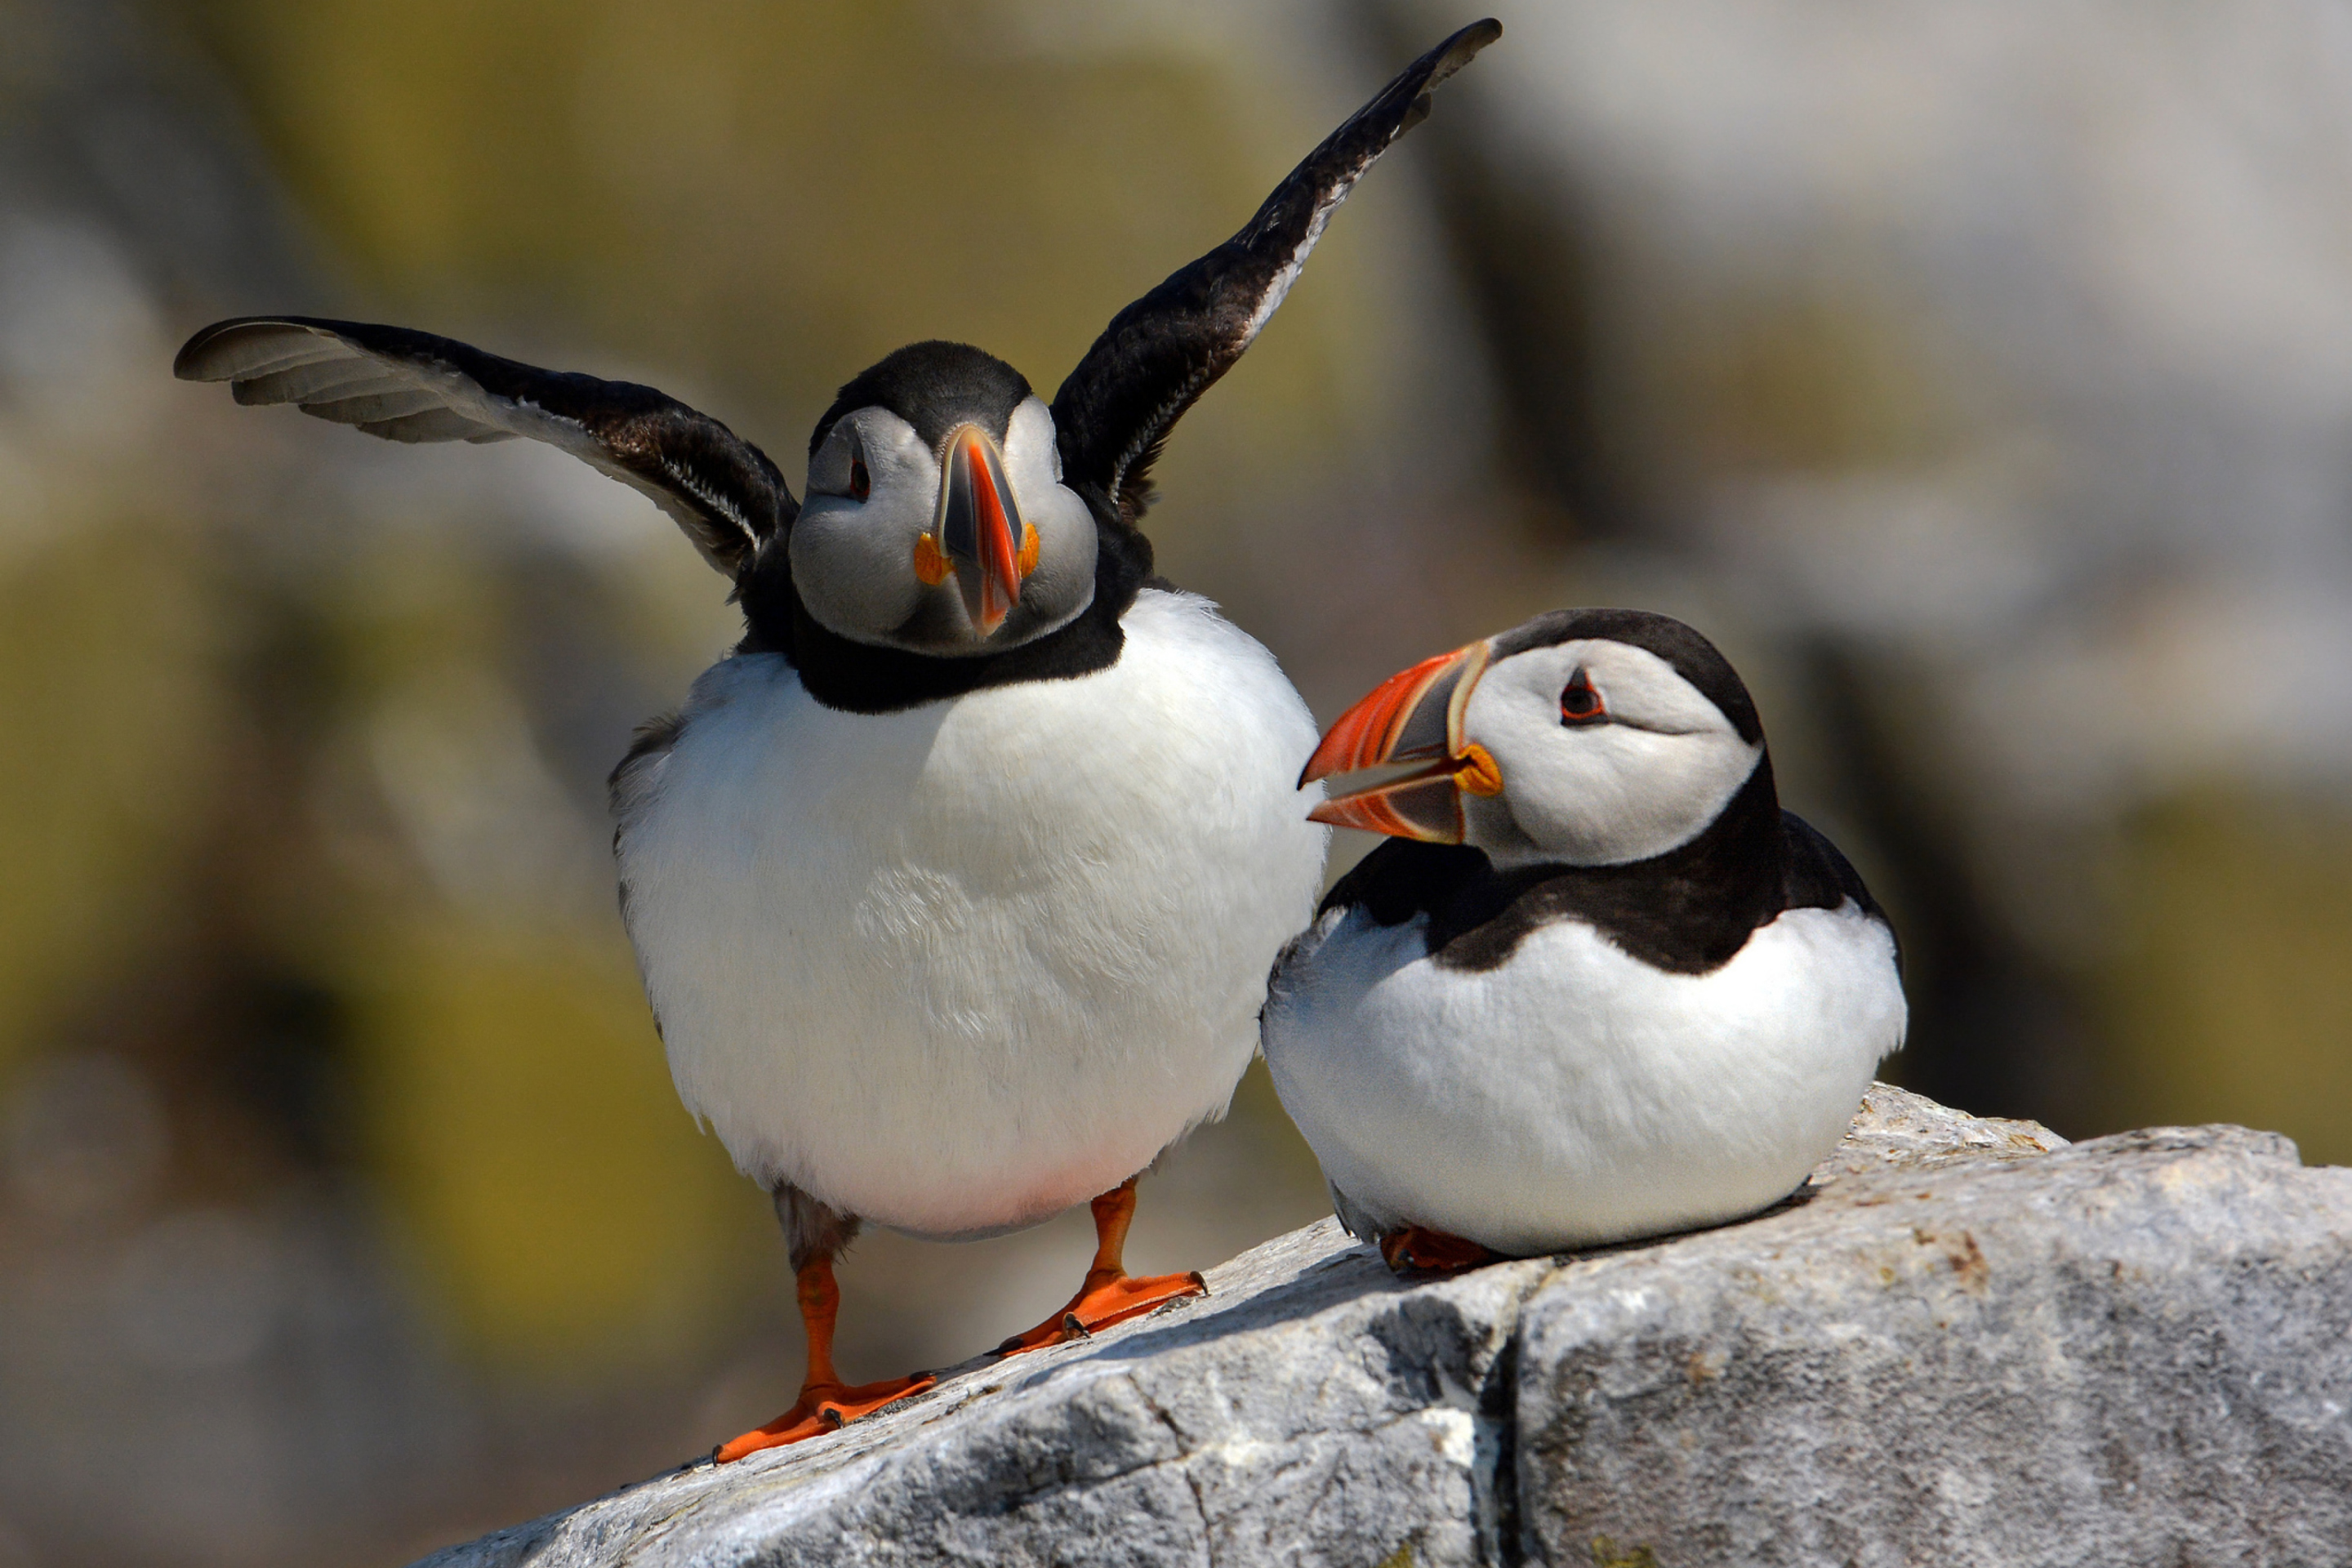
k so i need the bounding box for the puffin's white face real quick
[790,394,1098,655]
[1298,610,1766,870]
[1454,639,1761,867]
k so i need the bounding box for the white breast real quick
[1262,901,1905,1254]
[615,589,1328,1236]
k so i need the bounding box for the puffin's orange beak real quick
[934,423,1031,635]
[1301,640,1502,842]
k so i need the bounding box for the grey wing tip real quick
[1430,18,1503,83]
[173,318,256,381]
[1393,20,1501,139]
[172,314,332,382]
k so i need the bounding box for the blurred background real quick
[4,0,2350,1561]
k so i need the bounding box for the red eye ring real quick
[849,458,871,501]
[1561,667,1605,724]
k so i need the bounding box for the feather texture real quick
[1050,19,1499,527]
[613,589,1329,1236]
[1264,893,1904,1254]
[176,316,795,575]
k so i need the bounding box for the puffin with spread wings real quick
[176,20,1500,1460]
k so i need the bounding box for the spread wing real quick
[1050,19,1499,527]
[173,316,795,577]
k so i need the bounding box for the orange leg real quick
[1378,1225,1497,1277]
[996,1178,1208,1356]
[713,1255,935,1463]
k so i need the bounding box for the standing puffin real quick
[176,21,1500,1459]
[1261,608,1907,1272]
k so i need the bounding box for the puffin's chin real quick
[822,593,1098,659]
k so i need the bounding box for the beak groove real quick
[1301,641,1495,843]
[936,424,1027,635]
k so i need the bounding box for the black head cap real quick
[1492,608,1764,746]
[809,341,1033,459]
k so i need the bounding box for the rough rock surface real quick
[416,1085,2352,1566]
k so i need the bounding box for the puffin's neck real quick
[1491,755,1788,972]
[1372,755,1790,977]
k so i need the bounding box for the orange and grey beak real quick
[931,423,1034,637]
[1300,640,1503,841]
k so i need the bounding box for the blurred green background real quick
[4,2,2350,1563]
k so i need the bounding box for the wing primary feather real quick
[175,314,797,577]
[356,407,501,443]
[295,389,452,425]
[1050,19,1499,528]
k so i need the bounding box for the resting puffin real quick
[1261,608,1907,1272]
[176,21,1501,1458]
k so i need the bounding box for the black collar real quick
[733,483,1154,715]
[1322,757,1887,976]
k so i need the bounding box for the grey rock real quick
[414,1085,2352,1567]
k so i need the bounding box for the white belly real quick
[616,589,1328,1236]
[1262,902,1905,1254]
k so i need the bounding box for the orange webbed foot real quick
[996,1266,1208,1356]
[1378,1225,1497,1277]
[712,1373,937,1463]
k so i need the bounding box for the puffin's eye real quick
[1561,667,1605,724]
[849,458,871,501]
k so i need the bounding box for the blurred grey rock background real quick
[1392,0,2352,1138]
[2,2,2349,1563]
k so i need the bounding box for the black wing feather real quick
[175,315,796,577]
[1782,808,1902,974]
[1050,20,1499,527]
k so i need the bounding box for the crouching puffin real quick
[176,21,1501,1458]
[1261,609,1907,1272]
